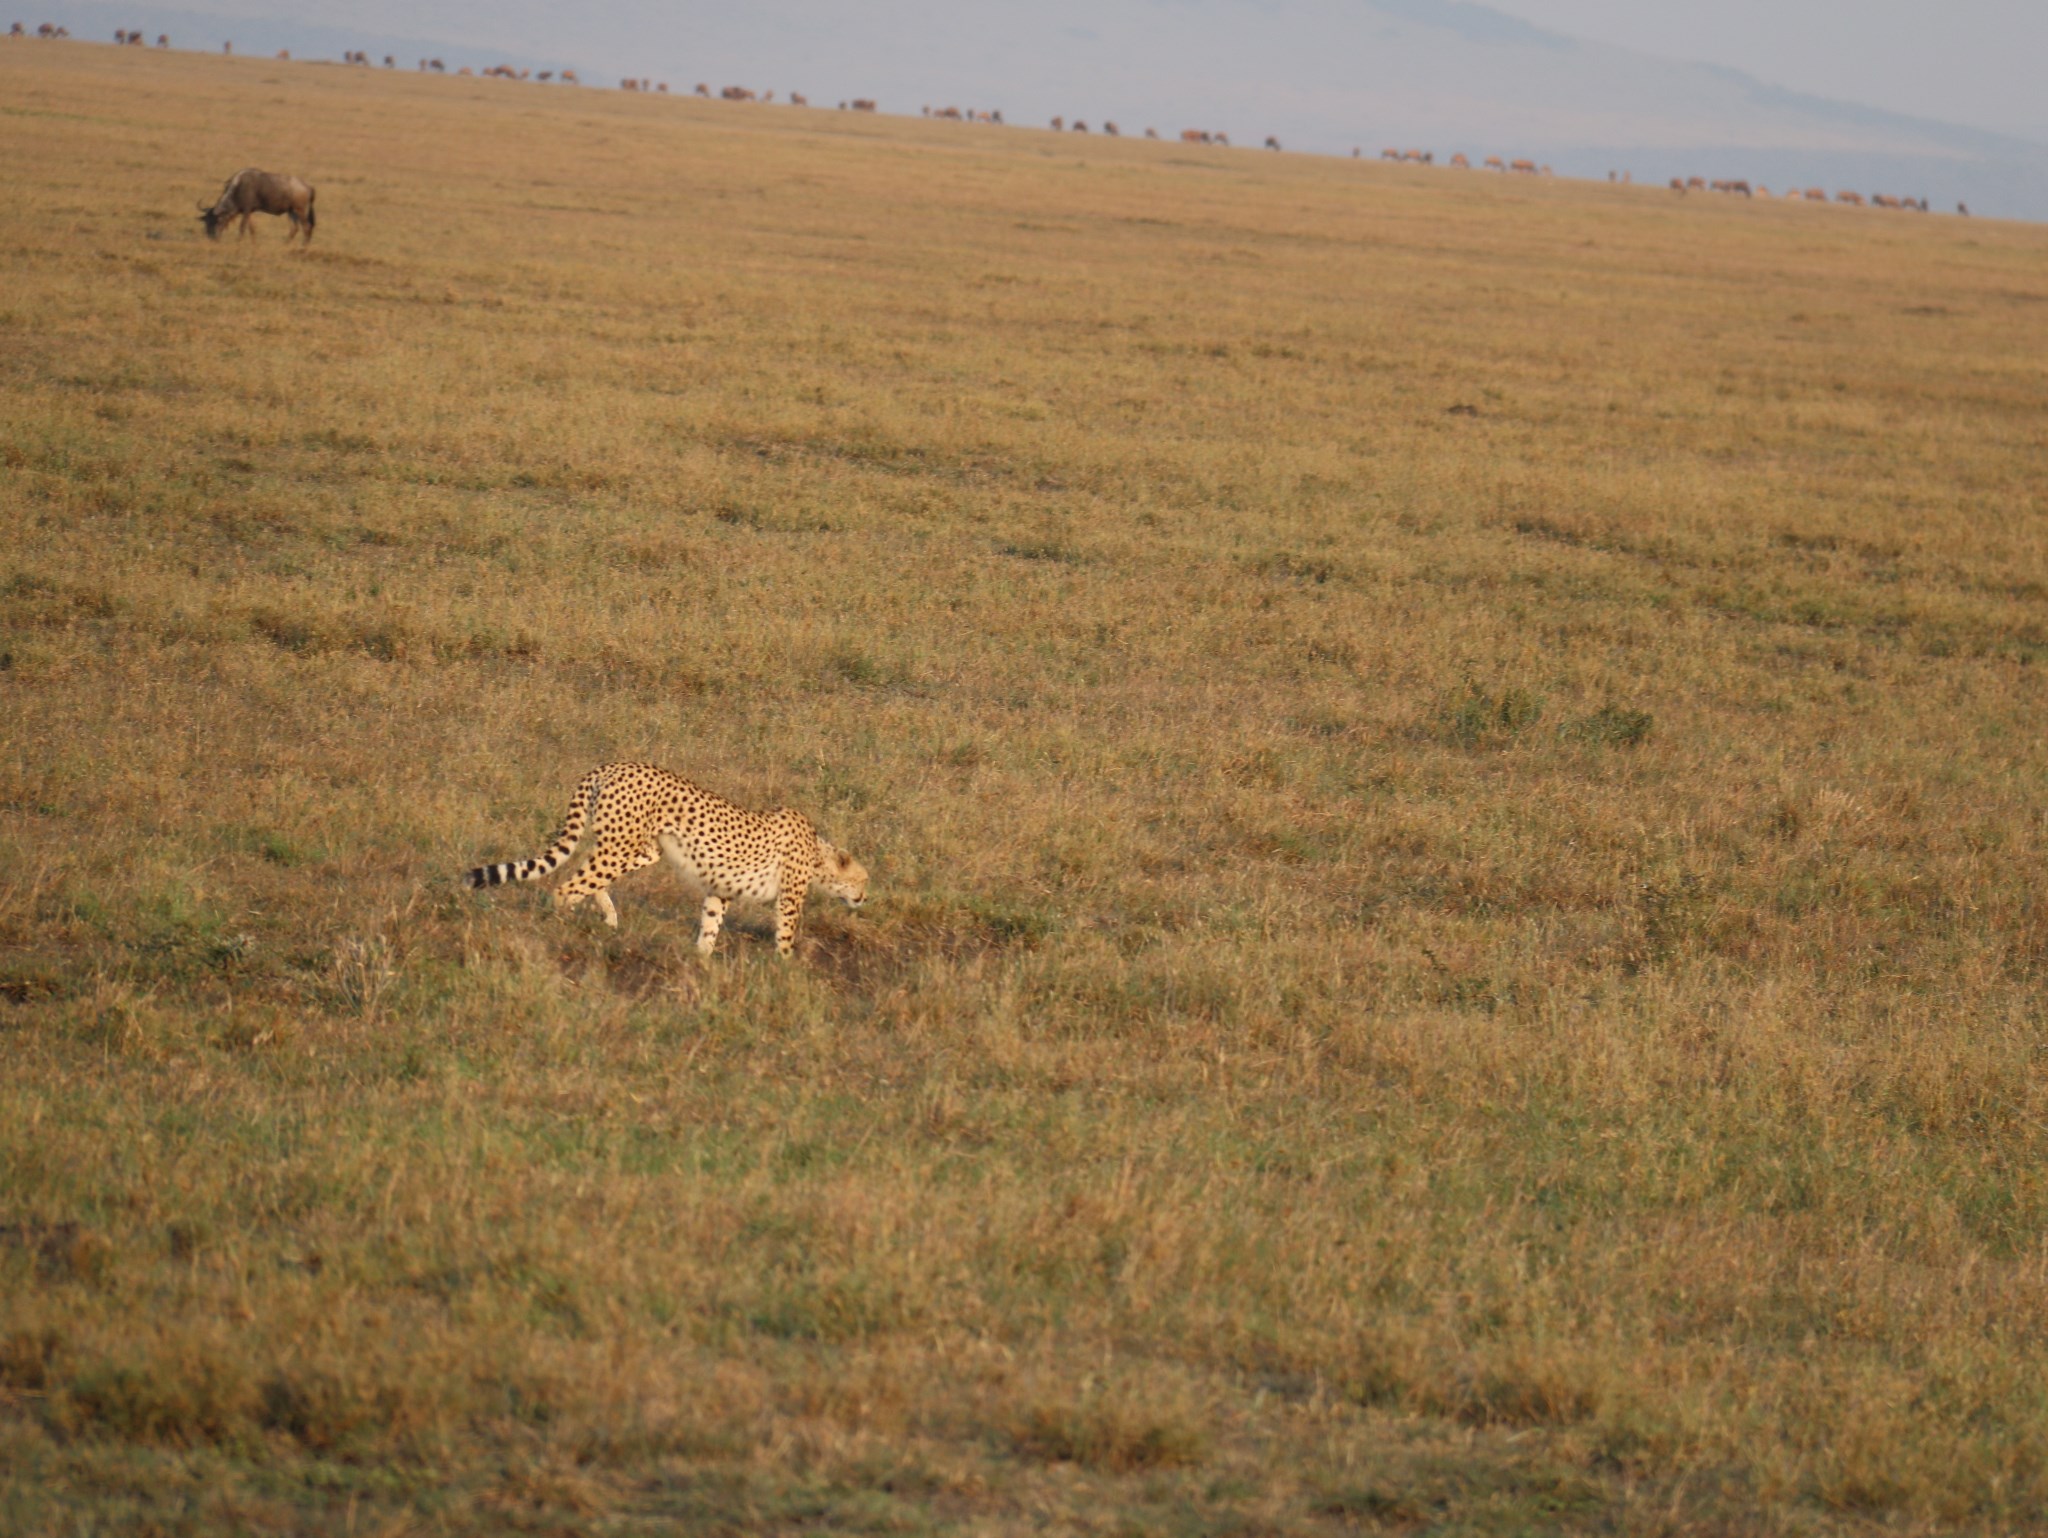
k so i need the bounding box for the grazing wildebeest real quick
[198,168,316,244]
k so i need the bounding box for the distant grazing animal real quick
[790,91,807,106]
[1051,115,1064,130]
[221,38,230,51]
[1103,121,1119,136]
[1214,132,1228,146]
[384,54,394,67]
[560,69,576,83]
[1072,119,1087,132]
[1146,127,1158,138]
[1872,193,1900,209]
[1804,187,1826,201]
[155,34,170,45]
[1685,175,1706,190]
[851,98,875,111]
[1381,147,1401,160]
[1483,155,1505,171]
[1670,176,1685,192]
[198,168,315,243]
[10,22,24,34]
[1836,190,1863,206]
[276,48,288,59]
[1509,158,1537,174]
[1957,202,1969,216]
[720,84,755,100]
[1264,135,1280,150]
[465,763,868,957]
[537,70,552,81]
[1449,152,1469,168]
[1182,129,1208,144]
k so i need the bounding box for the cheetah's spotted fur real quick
[465,763,867,957]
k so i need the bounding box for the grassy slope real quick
[3,38,2048,1536]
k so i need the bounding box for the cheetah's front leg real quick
[774,890,804,958]
[696,894,727,956]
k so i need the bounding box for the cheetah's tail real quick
[464,766,603,890]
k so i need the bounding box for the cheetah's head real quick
[816,840,867,909]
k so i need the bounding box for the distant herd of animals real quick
[7,22,1970,218]
[1663,174,1943,213]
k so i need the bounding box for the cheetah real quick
[465,763,867,958]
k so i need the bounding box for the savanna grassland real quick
[4,36,2048,1536]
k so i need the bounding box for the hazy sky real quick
[1478,0,2048,142]
[47,0,2048,149]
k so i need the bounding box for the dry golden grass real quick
[4,36,2048,1535]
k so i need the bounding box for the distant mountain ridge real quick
[35,0,2048,218]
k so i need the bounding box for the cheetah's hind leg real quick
[553,841,659,929]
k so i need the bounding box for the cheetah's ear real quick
[835,848,853,870]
